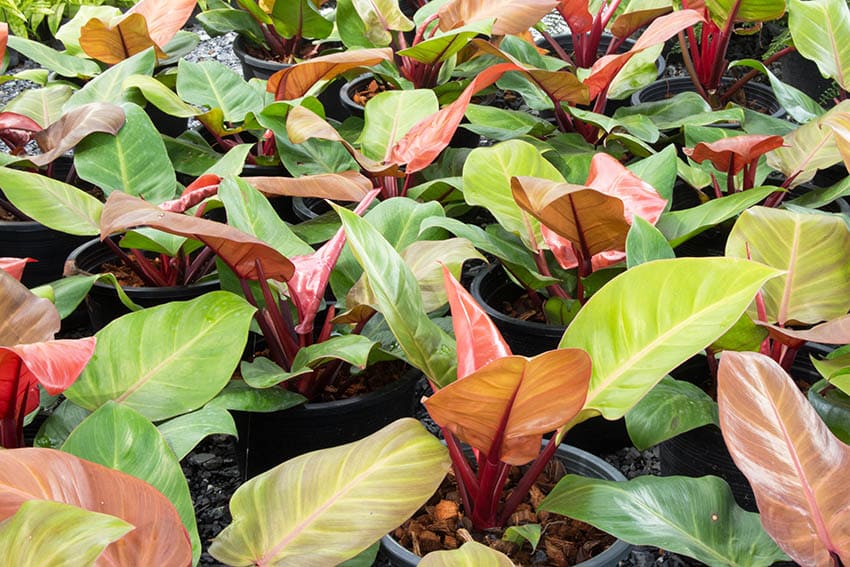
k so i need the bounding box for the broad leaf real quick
[205,379,306,412]
[271,0,333,40]
[208,418,450,566]
[0,448,192,565]
[541,474,788,567]
[5,36,101,78]
[808,379,850,441]
[706,0,785,24]
[63,49,156,111]
[788,0,850,91]
[684,134,784,175]
[419,542,514,566]
[560,258,780,422]
[62,402,201,564]
[176,59,265,123]
[358,90,439,161]
[425,349,591,465]
[0,499,132,566]
[100,191,295,281]
[64,291,255,421]
[625,216,675,268]
[337,0,413,48]
[438,0,557,35]
[126,0,197,48]
[718,351,850,565]
[2,85,73,127]
[0,269,60,347]
[398,20,494,65]
[79,13,166,64]
[157,406,237,461]
[29,103,125,167]
[726,206,850,325]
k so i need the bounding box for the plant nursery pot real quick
[663,348,827,512]
[339,74,482,149]
[0,219,89,287]
[469,263,631,453]
[380,442,634,566]
[233,364,421,479]
[630,77,786,122]
[65,237,220,331]
[232,36,347,121]
[779,50,835,108]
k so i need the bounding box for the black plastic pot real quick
[663,347,827,512]
[339,74,482,149]
[779,51,835,108]
[469,263,631,453]
[380,442,633,566]
[630,77,786,122]
[232,36,347,121]
[0,219,89,287]
[232,364,421,479]
[65,237,220,330]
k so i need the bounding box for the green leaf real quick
[74,102,177,203]
[419,542,515,566]
[337,207,458,388]
[64,291,256,421]
[119,228,190,257]
[176,59,265,123]
[627,145,678,206]
[626,216,675,268]
[608,44,664,100]
[157,406,237,461]
[626,376,719,450]
[808,379,850,443]
[197,8,266,47]
[726,206,850,325]
[208,418,450,566]
[0,167,102,235]
[271,0,333,40]
[462,140,564,249]
[503,524,541,551]
[124,74,201,118]
[397,19,493,64]
[204,379,307,412]
[540,475,788,567]
[560,258,780,422]
[730,58,824,124]
[462,104,556,141]
[613,92,740,130]
[567,106,660,144]
[6,35,102,78]
[656,186,777,246]
[0,500,132,567]
[2,84,73,127]
[788,0,850,91]
[787,175,850,209]
[358,90,439,161]
[34,399,91,449]
[62,402,201,565]
[63,48,156,110]
[337,0,413,48]
[163,131,223,176]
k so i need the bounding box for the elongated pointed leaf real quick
[560,258,780,421]
[359,89,439,162]
[100,191,295,281]
[63,402,201,564]
[337,207,458,387]
[248,171,373,201]
[338,0,413,48]
[126,0,197,48]
[419,542,514,566]
[443,266,511,379]
[0,448,192,566]
[0,167,103,235]
[425,349,590,465]
[0,258,32,281]
[0,268,59,347]
[707,0,785,24]
[718,351,850,565]
[267,47,392,100]
[209,418,450,566]
[788,0,850,90]
[6,36,101,78]
[0,499,133,567]
[74,103,176,203]
[437,0,557,35]
[541,474,788,567]
[79,13,166,65]
[63,48,156,111]
[684,134,784,175]
[726,206,850,325]
[760,315,850,346]
[176,59,265,123]
[397,20,493,65]
[157,406,237,461]
[2,85,73,128]
[29,103,125,167]
[64,291,255,421]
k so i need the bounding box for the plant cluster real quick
[1,0,850,565]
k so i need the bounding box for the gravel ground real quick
[6,16,722,567]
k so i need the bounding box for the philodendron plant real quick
[336,202,783,559]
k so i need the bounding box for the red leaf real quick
[556,0,593,34]
[442,265,510,380]
[0,111,42,151]
[684,134,785,175]
[159,174,223,213]
[0,448,193,565]
[0,258,35,281]
[0,23,7,66]
[5,338,96,395]
[126,0,197,48]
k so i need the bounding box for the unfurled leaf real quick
[2,85,73,128]
[209,419,450,566]
[438,0,557,35]
[425,349,591,465]
[176,59,265,124]
[398,20,493,65]
[99,192,294,281]
[6,36,101,78]
[359,90,439,162]
[0,268,60,347]
[267,48,392,100]
[541,474,788,567]
[726,206,850,325]
[0,499,132,567]
[125,0,197,49]
[28,103,125,167]
[560,258,780,422]
[718,351,850,565]
[79,13,166,64]
[626,216,675,268]
[683,134,784,175]
[707,0,785,25]
[0,448,192,565]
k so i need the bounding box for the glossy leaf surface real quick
[126,0,197,48]
[419,542,514,566]
[28,102,125,167]
[209,419,450,566]
[718,351,850,565]
[79,13,166,64]
[0,268,60,347]
[157,406,237,461]
[684,134,784,175]
[267,47,392,100]
[438,0,557,35]
[788,0,850,90]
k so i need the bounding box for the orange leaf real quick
[758,315,850,346]
[267,48,393,100]
[425,350,591,465]
[0,269,60,348]
[556,0,593,34]
[0,258,34,281]
[438,0,558,35]
[0,448,192,566]
[684,134,785,175]
[247,171,373,201]
[79,14,166,65]
[126,0,197,48]
[718,351,850,565]
[442,265,510,379]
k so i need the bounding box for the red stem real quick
[497,439,560,525]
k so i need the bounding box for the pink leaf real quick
[5,338,96,395]
[159,174,222,213]
[442,265,511,380]
[0,258,35,281]
[684,134,785,175]
[126,0,197,48]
